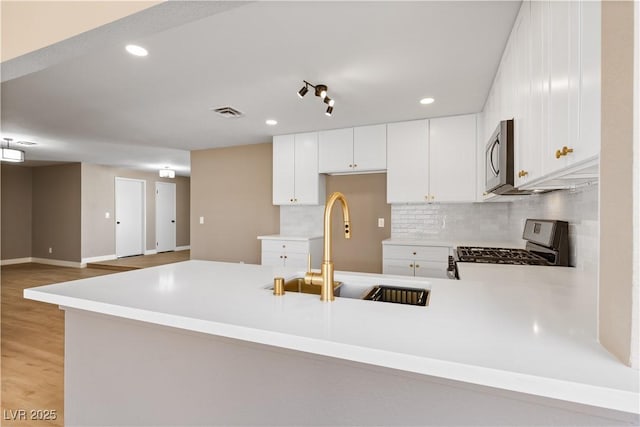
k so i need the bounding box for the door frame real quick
[114,177,146,258]
[155,181,176,253]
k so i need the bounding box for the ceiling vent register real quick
[211,106,244,118]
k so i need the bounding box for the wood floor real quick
[87,249,190,271]
[1,251,190,426]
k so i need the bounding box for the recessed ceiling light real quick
[125,44,148,57]
[265,119,278,126]
[420,97,435,105]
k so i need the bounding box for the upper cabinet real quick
[387,115,477,203]
[273,133,325,205]
[429,115,477,202]
[387,120,430,203]
[481,0,601,192]
[318,124,386,174]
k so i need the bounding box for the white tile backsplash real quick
[391,184,599,272]
[279,184,599,273]
[279,205,325,236]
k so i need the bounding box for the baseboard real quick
[175,245,190,251]
[31,258,83,268]
[144,249,158,255]
[1,257,33,266]
[81,254,117,267]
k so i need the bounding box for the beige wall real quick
[326,174,390,273]
[1,164,33,260]
[599,1,635,366]
[190,143,279,264]
[81,163,190,259]
[1,1,162,62]
[31,163,82,262]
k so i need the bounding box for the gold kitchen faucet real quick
[304,192,351,301]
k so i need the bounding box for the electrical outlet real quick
[199,216,204,224]
[378,218,385,228]
[48,247,53,254]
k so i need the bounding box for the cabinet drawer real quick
[414,262,448,279]
[383,245,449,261]
[382,260,415,277]
[261,240,310,254]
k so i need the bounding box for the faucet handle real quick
[307,252,312,273]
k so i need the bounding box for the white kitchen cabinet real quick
[259,236,322,269]
[382,243,450,279]
[272,132,325,205]
[387,116,477,203]
[318,124,386,174]
[353,124,387,171]
[387,120,430,203]
[480,0,601,193]
[429,114,477,202]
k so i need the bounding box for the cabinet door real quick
[294,132,323,204]
[382,259,415,277]
[513,1,540,185]
[387,120,429,203]
[284,252,307,269]
[546,0,580,174]
[353,124,387,172]
[318,128,354,173]
[429,114,477,202]
[529,0,549,182]
[575,0,601,164]
[272,135,295,205]
[262,251,285,267]
[414,262,448,279]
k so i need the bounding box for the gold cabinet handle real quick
[556,146,574,159]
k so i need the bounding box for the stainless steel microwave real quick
[485,119,528,195]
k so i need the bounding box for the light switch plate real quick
[378,218,384,228]
[105,212,110,219]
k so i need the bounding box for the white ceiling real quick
[1,1,521,176]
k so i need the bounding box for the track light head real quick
[324,97,335,107]
[315,84,328,99]
[297,85,309,98]
[325,106,333,116]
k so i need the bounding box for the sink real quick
[266,272,432,304]
[268,277,343,297]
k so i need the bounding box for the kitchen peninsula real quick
[24,260,638,426]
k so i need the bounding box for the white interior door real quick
[115,178,145,258]
[155,182,176,253]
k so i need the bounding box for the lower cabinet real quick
[382,243,450,279]
[259,237,322,270]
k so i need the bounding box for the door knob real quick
[116,221,121,224]
[171,220,176,223]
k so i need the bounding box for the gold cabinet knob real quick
[518,170,529,178]
[290,198,294,202]
[353,164,357,168]
[556,146,574,159]
[415,264,420,268]
[409,264,414,268]
[349,164,353,168]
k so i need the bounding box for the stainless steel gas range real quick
[448,219,569,279]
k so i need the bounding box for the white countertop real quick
[382,238,523,249]
[24,260,639,415]
[258,234,322,241]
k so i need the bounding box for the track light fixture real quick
[1,138,25,163]
[297,80,335,116]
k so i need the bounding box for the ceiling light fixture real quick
[159,168,175,178]
[420,97,435,105]
[125,44,148,57]
[1,138,25,163]
[297,80,335,116]
[265,119,278,126]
